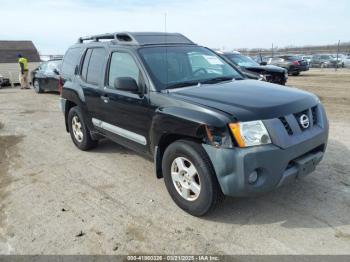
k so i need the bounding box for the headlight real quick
[229,120,271,147]
[284,71,288,77]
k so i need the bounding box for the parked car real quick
[310,54,340,68]
[331,54,345,68]
[31,59,62,93]
[217,51,288,85]
[0,74,10,88]
[59,32,329,216]
[265,55,309,76]
[344,55,350,68]
[301,55,313,65]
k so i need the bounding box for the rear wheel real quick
[162,139,224,216]
[33,79,43,93]
[292,71,300,76]
[68,106,97,150]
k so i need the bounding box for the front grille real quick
[279,117,293,135]
[294,109,309,131]
[279,105,319,135]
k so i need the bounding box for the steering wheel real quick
[193,68,208,76]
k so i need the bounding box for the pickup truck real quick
[59,32,329,216]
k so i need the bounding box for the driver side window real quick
[108,52,140,89]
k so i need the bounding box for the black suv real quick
[217,51,288,85]
[59,32,328,216]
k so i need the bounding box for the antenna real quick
[164,12,168,90]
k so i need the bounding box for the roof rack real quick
[77,32,195,46]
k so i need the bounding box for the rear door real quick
[45,60,61,91]
[35,62,49,90]
[78,47,107,122]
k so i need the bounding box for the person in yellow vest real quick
[18,54,30,89]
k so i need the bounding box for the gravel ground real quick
[0,69,349,255]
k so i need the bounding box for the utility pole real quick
[336,40,340,71]
[272,43,274,57]
[164,12,167,33]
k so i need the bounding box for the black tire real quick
[33,79,43,93]
[292,72,300,76]
[68,106,97,151]
[162,139,224,216]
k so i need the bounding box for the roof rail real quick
[77,32,195,46]
[77,33,117,43]
[77,32,138,44]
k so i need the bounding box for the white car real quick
[344,56,350,68]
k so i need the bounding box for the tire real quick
[162,139,224,216]
[33,79,43,93]
[68,106,98,151]
[292,72,300,76]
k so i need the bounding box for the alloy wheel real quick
[72,115,84,143]
[171,157,201,201]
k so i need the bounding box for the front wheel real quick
[33,79,43,93]
[68,106,98,151]
[162,140,224,216]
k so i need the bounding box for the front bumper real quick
[203,106,329,197]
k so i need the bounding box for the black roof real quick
[0,41,41,63]
[77,32,195,46]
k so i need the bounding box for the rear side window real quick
[82,48,106,85]
[61,47,83,79]
[81,49,92,81]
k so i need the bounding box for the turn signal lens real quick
[229,123,246,147]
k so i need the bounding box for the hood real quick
[242,64,286,73]
[168,80,318,122]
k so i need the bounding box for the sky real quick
[1,0,349,55]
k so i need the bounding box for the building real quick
[0,40,41,85]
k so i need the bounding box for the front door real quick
[94,50,153,154]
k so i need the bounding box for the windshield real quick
[138,46,243,90]
[225,54,260,67]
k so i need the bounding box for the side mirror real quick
[260,61,267,66]
[53,68,60,75]
[114,77,139,93]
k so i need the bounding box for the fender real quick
[150,106,232,178]
[61,83,92,132]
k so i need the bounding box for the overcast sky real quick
[1,0,349,55]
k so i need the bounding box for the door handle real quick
[100,95,110,103]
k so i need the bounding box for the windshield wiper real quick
[200,76,234,84]
[165,81,199,90]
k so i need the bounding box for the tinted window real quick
[86,48,106,85]
[225,54,259,67]
[39,62,48,72]
[46,60,62,73]
[108,52,140,89]
[61,48,83,79]
[81,49,92,81]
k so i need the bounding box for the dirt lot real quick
[0,69,349,255]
